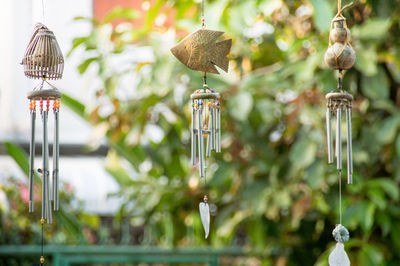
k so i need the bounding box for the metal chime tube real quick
[216,106,221,153]
[336,107,342,171]
[43,101,52,224]
[53,104,60,210]
[346,106,353,184]
[191,100,197,166]
[198,102,205,177]
[29,103,36,212]
[40,102,46,221]
[211,103,215,150]
[326,108,333,164]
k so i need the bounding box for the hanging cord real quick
[41,0,45,23]
[201,0,206,28]
[338,171,342,225]
[328,0,354,69]
[40,220,45,265]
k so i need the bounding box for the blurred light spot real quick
[155,14,167,27]
[296,5,312,17]
[145,124,165,143]
[244,21,274,39]
[142,1,150,11]
[188,176,199,190]
[269,130,282,142]
[276,89,298,103]
[139,160,152,173]
[276,39,289,51]
[159,175,168,186]
[302,40,311,49]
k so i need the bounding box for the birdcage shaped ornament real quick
[324,1,355,265]
[171,0,231,239]
[22,23,63,225]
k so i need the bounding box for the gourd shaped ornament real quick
[324,1,355,265]
[171,0,231,239]
[22,22,64,266]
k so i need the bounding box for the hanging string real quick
[338,170,342,225]
[41,0,45,23]
[201,0,206,28]
[40,221,44,265]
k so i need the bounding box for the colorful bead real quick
[204,195,208,202]
[40,219,45,224]
[40,256,45,263]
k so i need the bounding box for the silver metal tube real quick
[346,107,353,184]
[206,116,211,158]
[198,105,204,177]
[191,102,196,166]
[336,108,342,171]
[211,106,215,151]
[326,108,333,164]
[41,109,47,220]
[29,108,36,212]
[53,109,60,210]
[216,107,221,153]
[43,108,52,223]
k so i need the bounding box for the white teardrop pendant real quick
[329,243,350,266]
[199,195,210,238]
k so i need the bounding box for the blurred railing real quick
[0,246,245,265]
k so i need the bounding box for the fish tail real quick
[215,39,232,72]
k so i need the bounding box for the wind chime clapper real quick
[324,0,355,185]
[190,85,221,177]
[22,23,64,223]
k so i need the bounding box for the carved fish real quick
[171,29,232,74]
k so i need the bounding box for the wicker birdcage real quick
[22,23,64,80]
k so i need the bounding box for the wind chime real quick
[171,0,231,238]
[324,1,355,265]
[22,22,64,265]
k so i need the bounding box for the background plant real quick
[3,0,400,265]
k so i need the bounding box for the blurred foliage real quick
[10,0,398,265]
[0,142,97,246]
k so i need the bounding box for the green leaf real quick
[4,142,29,178]
[61,94,86,119]
[355,45,378,76]
[361,66,389,100]
[366,178,400,201]
[358,244,384,266]
[310,0,333,32]
[376,116,400,144]
[353,19,391,40]
[77,57,99,74]
[67,37,88,57]
[229,91,253,121]
[104,7,140,23]
[289,139,317,169]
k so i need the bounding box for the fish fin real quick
[214,39,232,72]
[195,29,224,43]
[207,62,220,74]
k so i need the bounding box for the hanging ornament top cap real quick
[171,29,232,74]
[22,23,64,80]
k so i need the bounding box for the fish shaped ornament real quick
[22,22,64,266]
[171,0,232,239]
[171,29,231,74]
